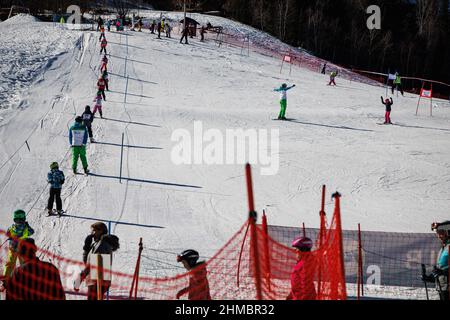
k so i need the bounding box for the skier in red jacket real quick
[100,38,107,54]
[287,236,317,300]
[97,77,106,101]
[176,249,211,300]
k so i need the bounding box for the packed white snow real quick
[0,12,449,300]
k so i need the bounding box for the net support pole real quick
[430,83,433,117]
[416,81,425,115]
[357,223,364,299]
[134,238,143,299]
[97,254,104,301]
[246,163,262,300]
[332,191,347,299]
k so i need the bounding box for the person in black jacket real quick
[381,96,393,124]
[81,105,95,143]
[79,222,119,300]
[5,238,65,300]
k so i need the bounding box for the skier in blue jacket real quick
[274,83,295,120]
[47,162,65,215]
[423,221,450,300]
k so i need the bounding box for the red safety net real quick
[0,194,346,300]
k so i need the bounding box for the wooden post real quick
[119,133,124,183]
[430,83,433,117]
[97,254,104,300]
[357,223,364,300]
[416,81,425,115]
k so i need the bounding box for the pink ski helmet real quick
[291,236,313,251]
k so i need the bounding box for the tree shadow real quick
[100,117,161,127]
[288,120,374,132]
[60,213,165,229]
[108,90,154,99]
[107,41,144,49]
[88,172,202,189]
[394,123,450,132]
[94,141,162,150]
[108,54,153,66]
[109,72,157,85]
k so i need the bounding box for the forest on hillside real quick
[2,0,449,94]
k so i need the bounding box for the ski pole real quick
[421,264,429,300]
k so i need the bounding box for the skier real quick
[92,92,104,118]
[106,20,111,32]
[156,21,162,39]
[69,116,89,175]
[5,238,65,300]
[200,25,206,41]
[138,18,143,32]
[100,38,107,55]
[82,105,95,142]
[328,71,337,86]
[2,210,35,279]
[150,20,156,34]
[47,162,65,216]
[391,72,404,96]
[76,222,120,300]
[286,236,317,300]
[161,18,165,33]
[321,62,327,74]
[99,28,106,41]
[422,221,450,300]
[180,23,189,44]
[100,55,108,73]
[97,76,107,101]
[176,249,211,300]
[165,22,171,38]
[273,83,295,120]
[97,16,103,31]
[380,96,394,124]
[116,19,121,32]
[101,70,109,91]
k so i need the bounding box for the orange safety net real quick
[0,195,346,300]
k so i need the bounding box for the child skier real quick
[99,27,106,41]
[273,83,296,120]
[93,92,104,118]
[97,77,106,100]
[176,249,211,300]
[2,210,35,278]
[82,105,95,142]
[47,162,65,216]
[328,71,337,86]
[100,38,107,54]
[101,70,109,91]
[100,55,108,72]
[381,96,394,124]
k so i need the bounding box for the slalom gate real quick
[0,166,347,300]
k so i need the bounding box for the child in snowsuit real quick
[99,28,106,41]
[97,77,107,101]
[101,70,109,91]
[93,93,104,118]
[391,72,404,96]
[3,210,35,278]
[274,83,295,120]
[100,38,107,54]
[287,236,317,300]
[150,21,156,34]
[328,71,337,86]
[165,23,171,38]
[381,96,393,124]
[176,250,211,300]
[47,162,65,215]
[69,116,89,174]
[82,105,95,142]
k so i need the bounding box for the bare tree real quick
[112,0,130,17]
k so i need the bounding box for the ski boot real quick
[84,168,90,175]
[73,168,78,174]
[57,210,64,216]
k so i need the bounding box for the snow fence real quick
[0,195,346,300]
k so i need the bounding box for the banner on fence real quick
[266,225,440,288]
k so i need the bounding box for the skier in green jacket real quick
[274,83,295,120]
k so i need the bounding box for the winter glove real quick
[432,266,445,278]
[421,273,434,283]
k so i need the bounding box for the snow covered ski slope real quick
[1,13,450,285]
